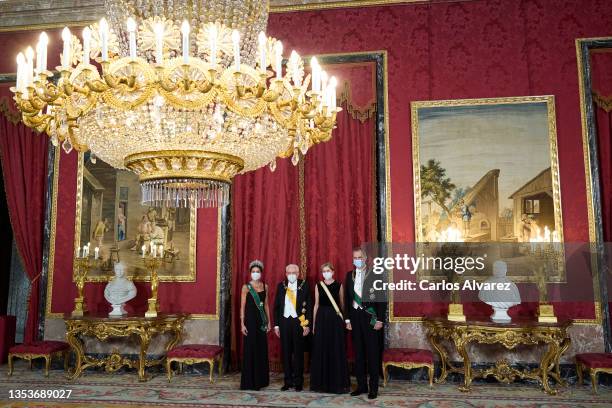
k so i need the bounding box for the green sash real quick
[247,284,268,332]
[353,290,378,327]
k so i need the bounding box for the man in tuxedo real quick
[345,247,385,399]
[274,264,312,391]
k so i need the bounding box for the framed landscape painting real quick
[411,96,564,282]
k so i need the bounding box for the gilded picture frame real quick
[411,96,564,283]
[72,153,197,282]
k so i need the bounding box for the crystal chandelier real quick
[12,0,339,207]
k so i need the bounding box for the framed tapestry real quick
[411,96,564,282]
[73,153,196,282]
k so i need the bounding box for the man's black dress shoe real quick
[281,385,291,391]
[295,385,302,392]
[350,389,366,396]
[367,391,377,399]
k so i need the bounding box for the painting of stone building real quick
[412,96,563,245]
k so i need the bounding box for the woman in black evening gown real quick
[310,262,350,393]
[240,260,271,390]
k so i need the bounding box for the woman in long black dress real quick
[310,262,350,393]
[240,260,271,390]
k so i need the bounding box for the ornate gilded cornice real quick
[0,1,472,32]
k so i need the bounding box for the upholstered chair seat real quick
[382,348,435,387]
[166,344,224,383]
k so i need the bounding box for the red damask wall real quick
[266,0,612,319]
[0,0,611,321]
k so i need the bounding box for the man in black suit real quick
[345,247,385,399]
[274,264,312,391]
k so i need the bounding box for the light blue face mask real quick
[353,259,365,269]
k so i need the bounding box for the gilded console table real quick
[424,318,571,395]
[64,313,187,381]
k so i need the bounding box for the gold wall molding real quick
[0,1,476,32]
[575,37,612,329]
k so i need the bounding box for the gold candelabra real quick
[535,266,557,323]
[72,256,100,317]
[143,256,163,318]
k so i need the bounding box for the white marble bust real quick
[104,262,137,316]
[478,260,521,323]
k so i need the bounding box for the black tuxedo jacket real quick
[273,279,312,327]
[344,269,386,323]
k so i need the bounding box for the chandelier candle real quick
[61,27,71,69]
[99,18,109,61]
[181,21,190,64]
[82,27,91,65]
[10,0,340,208]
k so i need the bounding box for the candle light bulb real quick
[311,57,320,93]
[61,27,71,68]
[289,50,299,85]
[321,70,329,107]
[154,21,164,64]
[127,18,137,58]
[181,20,190,36]
[82,27,91,64]
[209,24,217,65]
[231,30,241,70]
[62,27,71,42]
[38,32,48,73]
[275,41,283,79]
[329,76,338,111]
[25,46,34,88]
[99,18,109,62]
[258,31,266,71]
[127,17,136,32]
[16,52,25,92]
[181,20,190,64]
[141,244,146,258]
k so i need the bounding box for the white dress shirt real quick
[283,281,298,318]
[352,269,364,309]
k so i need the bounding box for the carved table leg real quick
[551,337,570,387]
[137,332,152,382]
[456,340,472,392]
[540,340,560,395]
[428,332,449,384]
[66,329,86,380]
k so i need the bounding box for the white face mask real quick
[251,272,261,281]
[322,271,333,280]
[287,274,298,283]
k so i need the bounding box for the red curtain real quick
[303,110,375,289]
[591,52,612,242]
[231,159,301,367]
[231,101,376,368]
[0,97,48,343]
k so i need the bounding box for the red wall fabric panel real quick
[266,0,612,319]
